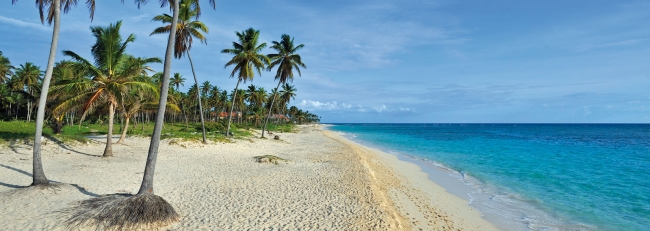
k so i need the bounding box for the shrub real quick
[199,122,225,132]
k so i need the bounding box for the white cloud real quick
[0,15,50,32]
[300,100,414,114]
[373,105,387,113]
[299,100,352,111]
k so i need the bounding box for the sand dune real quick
[0,125,497,230]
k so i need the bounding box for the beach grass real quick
[0,120,88,144]
[0,120,266,145]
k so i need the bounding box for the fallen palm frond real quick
[61,193,179,231]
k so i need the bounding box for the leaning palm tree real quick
[52,21,160,157]
[151,0,209,143]
[261,34,306,138]
[64,1,215,230]
[12,0,98,187]
[221,28,270,137]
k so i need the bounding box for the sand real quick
[0,125,498,230]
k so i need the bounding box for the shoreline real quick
[326,124,602,231]
[322,128,499,231]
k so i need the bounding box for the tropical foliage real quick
[3,1,321,230]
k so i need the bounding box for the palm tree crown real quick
[12,62,42,92]
[172,72,186,91]
[52,20,160,157]
[221,28,270,82]
[151,0,209,59]
[0,51,14,83]
[268,34,306,84]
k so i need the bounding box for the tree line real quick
[3,0,320,229]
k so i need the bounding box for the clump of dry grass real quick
[253,155,288,165]
[61,193,179,231]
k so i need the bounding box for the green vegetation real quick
[4,0,316,229]
[0,120,88,144]
[0,119,284,145]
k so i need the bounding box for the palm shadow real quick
[7,139,27,155]
[0,164,99,197]
[43,135,100,157]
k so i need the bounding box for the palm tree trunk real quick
[138,0,179,195]
[27,101,31,122]
[116,116,130,144]
[180,99,189,131]
[31,0,60,186]
[187,51,206,143]
[225,79,241,137]
[103,103,114,157]
[261,81,282,138]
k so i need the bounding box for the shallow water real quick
[329,124,650,231]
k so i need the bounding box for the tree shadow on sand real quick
[0,164,98,197]
[43,135,101,157]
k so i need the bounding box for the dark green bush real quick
[199,122,225,132]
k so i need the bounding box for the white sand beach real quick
[0,125,498,230]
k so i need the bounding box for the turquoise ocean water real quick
[328,124,649,231]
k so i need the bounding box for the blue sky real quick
[1,0,649,123]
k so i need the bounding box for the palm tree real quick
[49,61,84,131]
[0,51,14,83]
[221,28,270,137]
[207,85,220,120]
[277,83,296,124]
[63,1,212,230]
[261,34,306,137]
[171,72,186,91]
[245,84,258,108]
[138,0,214,195]
[170,72,191,129]
[151,0,209,143]
[52,21,160,157]
[12,62,42,122]
[12,0,98,187]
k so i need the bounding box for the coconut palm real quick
[52,21,160,157]
[137,0,213,197]
[221,28,270,136]
[171,72,190,128]
[245,85,259,108]
[12,0,99,187]
[280,83,297,108]
[11,62,42,122]
[171,72,186,91]
[63,1,213,230]
[207,85,220,120]
[49,60,84,131]
[261,34,306,137]
[0,51,14,83]
[277,83,296,123]
[151,0,210,143]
